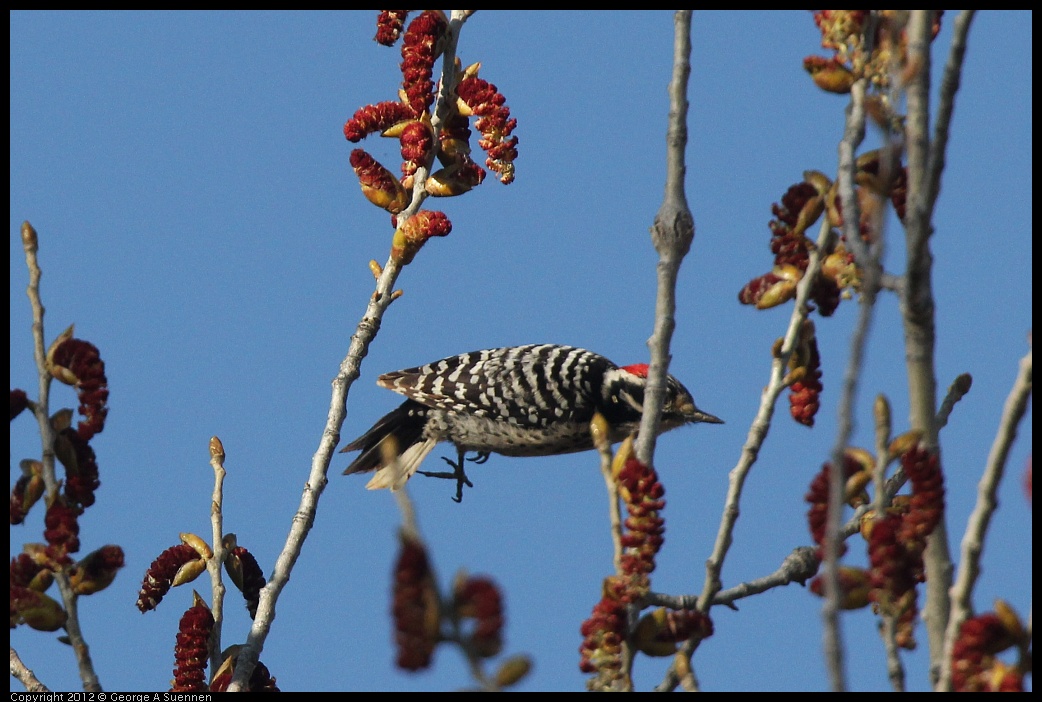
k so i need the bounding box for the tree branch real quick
[10,646,48,692]
[636,9,694,467]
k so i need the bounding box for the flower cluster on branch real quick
[391,532,440,671]
[453,574,504,658]
[224,543,266,620]
[806,11,943,101]
[343,10,518,267]
[136,540,209,613]
[170,596,213,692]
[11,326,114,604]
[864,444,944,648]
[389,530,522,686]
[950,602,1028,692]
[580,449,711,690]
[805,439,947,650]
[787,320,824,427]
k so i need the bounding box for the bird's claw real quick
[417,455,474,503]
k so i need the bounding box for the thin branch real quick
[712,546,821,607]
[393,487,421,541]
[880,614,907,691]
[206,436,228,675]
[925,10,976,213]
[822,87,887,690]
[646,545,820,612]
[636,9,694,466]
[835,71,868,267]
[939,345,1032,690]
[936,373,973,430]
[10,646,48,692]
[595,436,624,574]
[227,12,473,690]
[629,13,696,692]
[903,11,975,685]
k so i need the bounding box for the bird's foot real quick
[417,455,475,503]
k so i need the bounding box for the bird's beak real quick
[689,407,724,425]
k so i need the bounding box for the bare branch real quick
[206,436,228,675]
[710,546,819,608]
[10,646,49,692]
[636,9,694,466]
[902,11,977,684]
[823,94,888,689]
[925,10,976,212]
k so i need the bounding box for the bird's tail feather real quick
[342,400,429,487]
[364,438,437,491]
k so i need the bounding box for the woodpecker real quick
[342,344,723,499]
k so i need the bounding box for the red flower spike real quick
[578,579,628,691]
[10,389,28,420]
[453,576,505,658]
[170,598,214,693]
[789,330,823,427]
[951,612,1025,692]
[456,75,519,184]
[855,445,943,651]
[375,10,409,46]
[136,543,204,613]
[400,10,448,117]
[55,427,101,511]
[613,457,666,601]
[866,514,920,648]
[224,545,266,619]
[804,454,865,559]
[68,545,125,595]
[350,148,410,214]
[48,337,109,441]
[398,118,435,178]
[344,101,417,143]
[391,532,440,671]
[898,444,945,546]
[390,210,452,265]
[813,11,869,54]
[43,498,80,565]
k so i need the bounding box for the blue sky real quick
[10,11,1032,692]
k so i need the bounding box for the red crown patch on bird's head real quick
[621,363,649,378]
